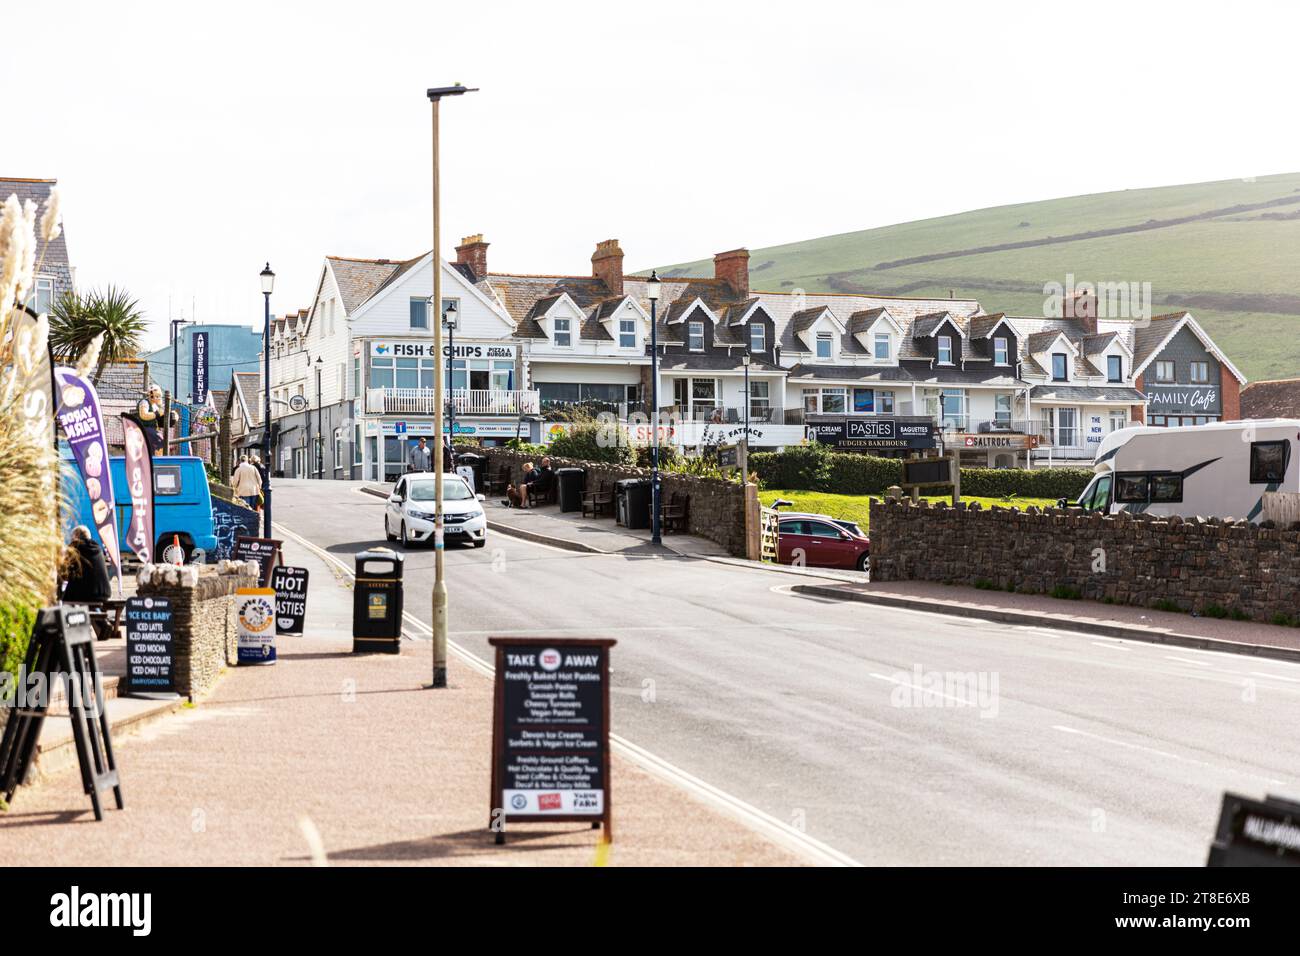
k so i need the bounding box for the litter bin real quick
[456,452,486,493]
[353,548,404,654]
[615,477,652,529]
[556,467,585,513]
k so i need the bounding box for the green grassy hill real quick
[654,173,1300,381]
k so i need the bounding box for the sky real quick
[5,0,1299,351]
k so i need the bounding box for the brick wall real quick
[1221,364,1242,420]
[483,448,750,556]
[869,498,1300,621]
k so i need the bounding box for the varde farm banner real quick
[54,366,122,582]
[120,414,155,564]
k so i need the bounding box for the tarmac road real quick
[275,479,1300,865]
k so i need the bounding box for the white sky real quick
[6,0,1298,351]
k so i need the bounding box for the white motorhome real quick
[1073,420,1300,522]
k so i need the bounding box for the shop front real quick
[806,416,937,455]
[361,417,537,481]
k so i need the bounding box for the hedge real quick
[750,447,1092,500]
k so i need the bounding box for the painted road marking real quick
[1052,725,1287,787]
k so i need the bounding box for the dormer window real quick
[750,323,765,353]
[1107,355,1122,382]
[688,321,704,352]
[874,333,890,360]
[816,332,833,360]
[994,337,1009,365]
[554,316,572,348]
[1052,353,1068,381]
[937,335,953,364]
[619,318,636,349]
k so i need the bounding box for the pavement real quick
[263,480,1300,865]
[0,529,804,866]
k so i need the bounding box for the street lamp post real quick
[314,356,323,477]
[259,263,275,537]
[742,349,752,479]
[426,83,477,690]
[443,300,458,442]
[170,318,191,409]
[647,270,662,545]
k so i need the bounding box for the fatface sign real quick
[809,418,936,451]
[370,340,517,360]
[1145,384,1221,416]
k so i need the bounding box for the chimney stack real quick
[714,248,750,298]
[454,234,489,280]
[1064,289,1098,335]
[591,239,625,296]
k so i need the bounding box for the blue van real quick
[62,453,219,563]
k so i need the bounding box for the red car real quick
[777,513,870,571]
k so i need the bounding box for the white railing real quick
[366,387,540,416]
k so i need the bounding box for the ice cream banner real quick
[54,366,122,582]
[120,414,155,564]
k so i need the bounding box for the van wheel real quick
[156,533,194,565]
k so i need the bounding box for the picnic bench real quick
[86,598,126,642]
[582,479,614,518]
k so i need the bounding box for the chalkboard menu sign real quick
[234,535,282,586]
[903,456,952,487]
[125,595,177,698]
[272,565,309,635]
[488,637,616,845]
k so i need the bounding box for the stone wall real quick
[482,448,750,556]
[869,498,1300,621]
[137,561,259,699]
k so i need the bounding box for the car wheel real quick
[856,552,869,573]
[385,515,396,542]
[399,521,409,548]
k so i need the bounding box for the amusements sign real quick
[271,565,309,635]
[124,596,176,698]
[54,366,122,582]
[191,331,209,404]
[234,535,282,586]
[236,587,277,665]
[487,637,615,844]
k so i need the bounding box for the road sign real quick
[488,637,616,845]
[394,421,407,435]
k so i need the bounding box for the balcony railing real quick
[542,399,648,421]
[666,404,786,424]
[365,387,540,416]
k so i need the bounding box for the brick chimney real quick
[1064,289,1098,335]
[591,239,624,296]
[454,234,489,280]
[714,248,750,298]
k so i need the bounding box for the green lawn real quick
[759,489,1058,532]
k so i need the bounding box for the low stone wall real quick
[137,561,259,699]
[869,498,1300,622]
[483,448,750,556]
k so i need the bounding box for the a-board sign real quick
[236,587,277,665]
[1207,792,1300,866]
[124,595,177,698]
[234,535,283,586]
[271,565,309,635]
[488,637,616,845]
[903,456,953,487]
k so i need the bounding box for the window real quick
[1151,474,1183,503]
[1151,415,1166,426]
[937,335,953,364]
[940,389,965,430]
[370,357,394,389]
[27,276,54,315]
[816,332,834,360]
[821,388,847,414]
[750,323,766,353]
[994,393,1011,424]
[802,389,819,413]
[1052,353,1068,381]
[874,333,890,360]
[877,390,895,414]
[806,521,843,538]
[619,318,636,349]
[994,337,1009,365]
[334,428,343,470]
[1189,361,1209,383]
[354,424,363,465]
[409,298,428,330]
[688,321,704,352]
[395,357,419,389]
[779,519,808,536]
[853,388,875,413]
[153,466,182,496]
[1115,474,1149,503]
[353,356,361,399]
[674,378,688,408]
[1250,441,1289,484]
[1154,360,1175,383]
[554,316,572,348]
[1109,411,1127,432]
[749,381,770,413]
[1107,355,1122,382]
[1083,475,1112,511]
[1051,407,1078,446]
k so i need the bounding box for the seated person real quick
[529,457,556,502]
[504,462,538,509]
[61,525,112,603]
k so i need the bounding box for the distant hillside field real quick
[653,173,1300,381]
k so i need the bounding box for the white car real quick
[385,473,487,548]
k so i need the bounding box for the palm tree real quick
[49,285,147,383]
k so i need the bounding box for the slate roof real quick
[0,178,72,298]
[790,307,831,334]
[847,308,889,336]
[231,371,263,427]
[1241,379,1300,419]
[1029,384,1146,403]
[786,364,1019,386]
[326,256,410,315]
[967,313,1009,339]
[911,312,960,338]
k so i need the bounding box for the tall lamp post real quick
[647,270,662,545]
[742,349,752,479]
[170,318,191,407]
[427,83,477,690]
[443,300,458,442]
[259,263,275,536]
[314,356,323,477]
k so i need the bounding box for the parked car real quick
[777,513,870,571]
[63,453,219,563]
[385,472,487,548]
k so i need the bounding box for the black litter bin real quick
[353,548,404,654]
[556,467,585,513]
[616,478,652,529]
[456,452,486,493]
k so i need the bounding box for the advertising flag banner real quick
[54,366,122,582]
[191,331,209,404]
[120,414,155,564]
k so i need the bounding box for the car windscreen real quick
[408,479,473,502]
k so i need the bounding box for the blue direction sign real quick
[394,421,407,435]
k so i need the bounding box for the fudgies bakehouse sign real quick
[809,418,936,450]
[488,637,615,845]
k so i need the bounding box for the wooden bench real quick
[527,476,556,507]
[582,480,614,518]
[661,491,690,534]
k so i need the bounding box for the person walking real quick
[410,436,433,473]
[61,526,112,603]
[233,455,263,510]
